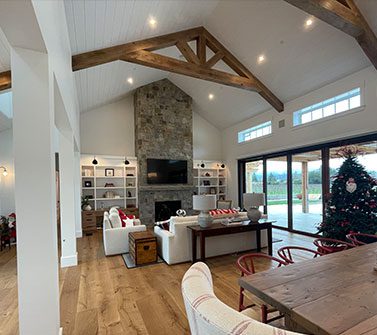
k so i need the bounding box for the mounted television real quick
[147,159,188,184]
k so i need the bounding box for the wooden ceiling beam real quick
[0,71,11,91]
[205,51,224,69]
[176,41,200,65]
[72,27,203,71]
[72,26,284,112]
[284,0,377,69]
[121,50,258,92]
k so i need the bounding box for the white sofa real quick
[154,212,268,265]
[103,210,146,256]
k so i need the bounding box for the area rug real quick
[122,253,164,269]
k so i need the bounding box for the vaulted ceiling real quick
[0,0,376,130]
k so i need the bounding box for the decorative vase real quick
[83,204,92,211]
[247,207,261,223]
[198,210,213,228]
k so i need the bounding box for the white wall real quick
[80,96,135,156]
[193,110,222,160]
[223,66,377,205]
[80,96,223,161]
[0,128,15,214]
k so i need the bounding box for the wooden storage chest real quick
[129,231,157,265]
[81,211,97,235]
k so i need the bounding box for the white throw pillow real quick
[123,218,134,227]
[109,207,119,215]
[109,212,122,228]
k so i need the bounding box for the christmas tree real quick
[318,146,377,241]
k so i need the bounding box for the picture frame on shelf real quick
[105,168,114,177]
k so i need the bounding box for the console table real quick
[187,220,273,263]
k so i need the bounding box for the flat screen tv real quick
[147,159,188,184]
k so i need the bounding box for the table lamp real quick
[243,193,265,223]
[193,195,217,228]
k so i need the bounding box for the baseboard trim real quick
[61,252,78,268]
[59,327,63,335]
[76,230,83,238]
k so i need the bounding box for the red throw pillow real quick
[117,209,127,227]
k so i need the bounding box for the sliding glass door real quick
[266,156,288,228]
[292,150,322,234]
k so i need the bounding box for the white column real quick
[74,150,82,238]
[12,47,60,334]
[59,131,78,267]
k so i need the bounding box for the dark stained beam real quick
[0,71,11,91]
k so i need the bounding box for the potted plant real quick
[81,196,92,211]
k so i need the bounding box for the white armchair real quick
[154,212,267,265]
[103,211,146,256]
[182,262,303,335]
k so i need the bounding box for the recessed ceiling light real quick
[149,17,157,28]
[127,77,133,84]
[305,18,313,27]
[208,93,214,100]
[258,54,265,64]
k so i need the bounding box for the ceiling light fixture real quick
[258,54,265,64]
[208,93,214,100]
[0,166,7,177]
[305,18,313,27]
[127,77,133,84]
[149,17,157,28]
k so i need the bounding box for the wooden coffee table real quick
[129,231,157,266]
[187,220,273,263]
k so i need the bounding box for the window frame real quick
[293,88,362,127]
[238,121,272,144]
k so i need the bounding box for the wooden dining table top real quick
[239,243,377,335]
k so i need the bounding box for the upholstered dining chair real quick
[313,237,354,254]
[236,253,286,324]
[277,246,323,264]
[346,232,377,246]
[181,261,303,335]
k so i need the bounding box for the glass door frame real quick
[238,133,377,237]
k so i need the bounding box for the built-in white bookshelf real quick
[81,155,138,210]
[193,160,227,201]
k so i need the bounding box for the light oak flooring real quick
[0,229,314,335]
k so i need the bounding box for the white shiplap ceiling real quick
[67,0,377,128]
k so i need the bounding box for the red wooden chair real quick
[346,232,377,246]
[277,246,323,264]
[236,253,286,323]
[313,237,354,254]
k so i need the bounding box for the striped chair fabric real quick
[181,262,304,335]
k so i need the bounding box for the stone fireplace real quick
[134,79,195,225]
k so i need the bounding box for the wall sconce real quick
[92,156,98,165]
[217,163,226,169]
[124,157,130,165]
[0,166,8,176]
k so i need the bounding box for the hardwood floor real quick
[0,229,314,335]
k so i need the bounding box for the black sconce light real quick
[124,157,130,165]
[92,156,98,165]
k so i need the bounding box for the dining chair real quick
[236,253,286,323]
[277,246,323,264]
[346,232,377,246]
[313,237,354,254]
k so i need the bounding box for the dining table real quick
[239,242,377,335]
